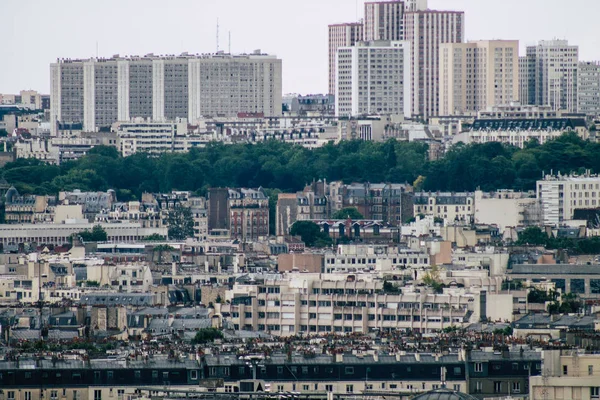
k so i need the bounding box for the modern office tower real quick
[523,40,579,112]
[439,40,519,115]
[577,61,600,116]
[404,10,465,118]
[364,1,405,41]
[50,52,283,134]
[328,23,364,96]
[335,41,412,117]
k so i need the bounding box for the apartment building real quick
[342,182,414,224]
[364,1,406,42]
[114,119,210,156]
[222,275,479,335]
[439,41,519,115]
[465,117,588,148]
[536,173,600,226]
[204,352,467,396]
[208,187,269,240]
[414,192,474,224]
[50,52,283,133]
[276,191,328,236]
[578,61,600,116]
[521,40,579,112]
[404,10,465,118]
[477,103,561,119]
[4,187,57,224]
[323,244,430,273]
[328,23,364,96]
[529,350,600,400]
[336,40,412,117]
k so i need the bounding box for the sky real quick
[1,0,599,95]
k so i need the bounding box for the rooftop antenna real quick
[229,31,231,54]
[96,41,98,59]
[216,18,220,52]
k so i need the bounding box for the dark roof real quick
[514,314,596,330]
[471,118,586,131]
[411,389,478,400]
[509,264,600,275]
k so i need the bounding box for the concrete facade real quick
[50,52,283,134]
[439,41,519,115]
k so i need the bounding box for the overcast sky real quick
[1,0,598,95]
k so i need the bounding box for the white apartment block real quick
[114,119,209,156]
[328,23,364,96]
[222,275,479,335]
[578,61,600,116]
[336,40,412,117]
[522,40,579,112]
[323,244,430,273]
[0,222,168,246]
[537,173,600,226]
[50,52,283,134]
[439,40,519,115]
[404,10,465,118]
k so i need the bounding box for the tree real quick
[332,207,364,220]
[77,225,108,242]
[191,328,224,344]
[143,233,166,241]
[422,265,444,294]
[167,206,194,240]
[290,221,332,248]
[516,227,548,246]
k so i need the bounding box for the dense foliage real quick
[2,132,597,198]
[77,225,108,242]
[516,226,600,255]
[332,207,364,220]
[191,328,224,344]
[289,221,333,248]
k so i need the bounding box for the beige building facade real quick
[439,41,519,115]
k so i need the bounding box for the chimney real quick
[335,353,344,363]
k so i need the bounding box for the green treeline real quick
[3,132,598,199]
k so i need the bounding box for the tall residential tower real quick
[328,23,364,96]
[50,52,283,134]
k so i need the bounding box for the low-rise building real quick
[414,192,474,224]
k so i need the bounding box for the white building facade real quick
[50,52,283,134]
[336,40,412,117]
[537,173,600,226]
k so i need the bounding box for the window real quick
[117,390,124,400]
[494,382,502,393]
[345,367,354,374]
[303,385,309,391]
[591,387,600,399]
[94,390,102,400]
[512,382,521,393]
[563,365,568,375]
[474,363,483,372]
[7,392,15,400]
[25,393,32,400]
[325,385,333,392]
[346,385,354,393]
[190,370,198,380]
[590,365,594,376]
[475,382,482,393]
[453,384,461,392]
[51,391,58,400]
